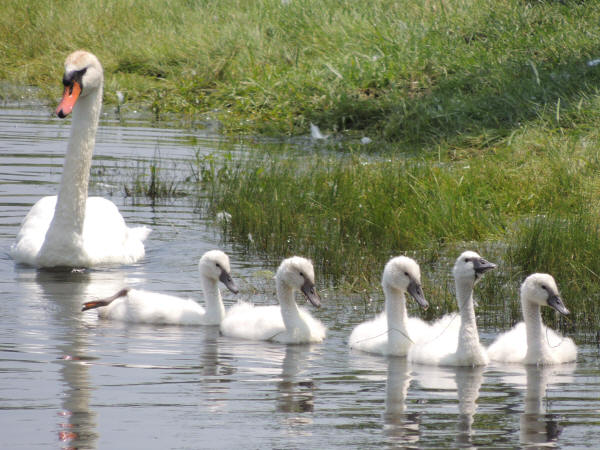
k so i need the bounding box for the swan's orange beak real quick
[56,81,81,118]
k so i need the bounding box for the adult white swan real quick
[487,273,577,365]
[11,50,150,268]
[220,256,326,344]
[408,251,496,366]
[348,256,429,356]
[81,250,238,325]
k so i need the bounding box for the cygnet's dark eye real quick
[404,272,409,277]
[464,258,471,263]
[299,271,305,278]
[541,284,547,291]
[216,262,221,268]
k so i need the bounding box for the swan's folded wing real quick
[83,197,149,265]
[221,302,285,341]
[10,196,57,265]
[348,312,388,355]
[486,322,527,363]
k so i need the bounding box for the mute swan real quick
[487,273,577,365]
[408,251,496,366]
[220,256,326,344]
[11,50,150,268]
[81,250,238,325]
[348,256,429,356]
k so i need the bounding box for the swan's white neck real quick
[384,285,410,353]
[522,299,548,363]
[276,278,305,334]
[455,278,486,363]
[201,275,225,325]
[38,85,103,265]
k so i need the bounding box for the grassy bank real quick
[3,0,600,148]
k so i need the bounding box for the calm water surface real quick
[1,107,599,449]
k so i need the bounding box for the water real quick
[1,106,599,449]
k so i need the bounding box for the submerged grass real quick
[124,161,188,202]
[92,156,190,203]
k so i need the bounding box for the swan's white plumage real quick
[487,273,577,365]
[349,313,431,356]
[12,196,149,267]
[83,250,237,326]
[409,251,496,367]
[221,256,326,344]
[349,256,430,356]
[10,50,149,268]
[221,303,325,343]
[94,289,212,325]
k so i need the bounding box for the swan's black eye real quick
[63,67,88,87]
[541,284,547,291]
[216,262,221,268]
[464,258,470,263]
[404,272,409,277]
[299,272,305,278]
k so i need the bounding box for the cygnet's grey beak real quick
[407,280,428,309]
[219,269,239,294]
[301,278,321,308]
[547,293,570,316]
[473,257,496,279]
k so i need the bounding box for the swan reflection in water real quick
[383,357,420,445]
[28,269,127,449]
[412,364,483,447]
[277,345,315,418]
[516,364,575,447]
[455,366,484,447]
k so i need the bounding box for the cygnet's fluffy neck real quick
[455,275,487,365]
[201,273,226,324]
[384,284,411,353]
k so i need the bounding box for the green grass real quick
[198,129,598,280]
[3,0,600,149]
[506,211,600,336]
[92,155,191,203]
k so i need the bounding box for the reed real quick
[506,211,600,335]
[196,142,586,277]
